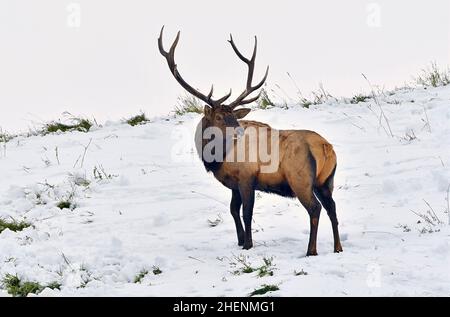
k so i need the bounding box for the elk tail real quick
[316,143,337,187]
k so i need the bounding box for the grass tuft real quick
[257,89,275,109]
[152,266,162,275]
[232,255,275,277]
[174,93,204,116]
[46,282,62,290]
[299,98,313,109]
[93,165,117,181]
[242,266,255,274]
[69,172,91,187]
[56,200,73,210]
[43,115,93,135]
[415,62,450,87]
[1,274,61,297]
[0,129,14,143]
[294,269,308,276]
[350,94,371,104]
[249,284,279,297]
[134,270,149,284]
[298,84,335,108]
[126,112,150,126]
[0,218,31,234]
[134,266,162,283]
[256,257,275,277]
[2,274,42,297]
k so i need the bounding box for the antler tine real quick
[251,65,269,91]
[237,90,262,106]
[158,26,168,57]
[207,85,214,100]
[159,26,222,108]
[168,31,181,67]
[226,35,269,109]
[250,36,257,62]
[228,34,250,64]
[215,89,232,104]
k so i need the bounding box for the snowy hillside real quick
[1,85,449,297]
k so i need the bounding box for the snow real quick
[1,85,449,297]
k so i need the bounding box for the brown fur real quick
[211,121,336,193]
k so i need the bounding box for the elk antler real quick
[226,35,269,109]
[158,26,232,108]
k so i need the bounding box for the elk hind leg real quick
[314,169,343,253]
[287,173,322,256]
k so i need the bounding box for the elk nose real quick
[236,127,245,138]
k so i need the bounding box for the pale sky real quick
[0,0,449,132]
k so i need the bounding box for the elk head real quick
[158,26,269,138]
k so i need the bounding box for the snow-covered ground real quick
[1,85,449,297]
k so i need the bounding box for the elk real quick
[158,27,343,256]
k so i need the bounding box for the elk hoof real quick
[334,246,343,253]
[238,240,245,247]
[306,250,318,257]
[242,242,253,250]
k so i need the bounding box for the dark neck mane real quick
[194,118,225,173]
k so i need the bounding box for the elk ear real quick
[233,108,251,119]
[204,105,213,118]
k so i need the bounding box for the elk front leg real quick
[314,185,343,253]
[239,183,255,250]
[230,189,245,246]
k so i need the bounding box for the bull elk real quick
[158,27,343,256]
